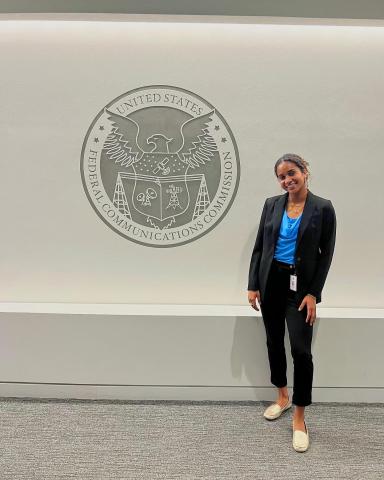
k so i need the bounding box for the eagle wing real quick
[176,110,217,168]
[103,109,144,167]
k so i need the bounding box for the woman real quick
[247,153,336,452]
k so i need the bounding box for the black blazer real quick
[248,191,336,304]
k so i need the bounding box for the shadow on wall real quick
[230,314,320,398]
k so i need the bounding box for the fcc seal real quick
[80,85,240,247]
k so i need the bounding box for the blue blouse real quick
[274,211,302,264]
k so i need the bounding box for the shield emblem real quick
[131,153,190,221]
[133,175,190,221]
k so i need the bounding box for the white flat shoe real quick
[293,421,309,452]
[263,400,292,420]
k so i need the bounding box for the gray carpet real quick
[0,399,383,479]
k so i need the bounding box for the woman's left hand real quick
[298,295,317,326]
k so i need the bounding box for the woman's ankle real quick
[278,387,289,400]
[276,389,289,406]
[293,406,305,420]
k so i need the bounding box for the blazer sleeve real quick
[307,200,336,300]
[248,199,268,291]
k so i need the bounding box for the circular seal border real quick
[80,85,240,248]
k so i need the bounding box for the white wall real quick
[0,308,383,402]
[1,20,383,307]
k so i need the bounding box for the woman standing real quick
[247,153,336,452]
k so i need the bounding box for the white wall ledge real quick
[0,303,383,318]
[2,14,384,28]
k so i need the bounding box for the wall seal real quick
[81,85,240,247]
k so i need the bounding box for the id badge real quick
[290,274,297,292]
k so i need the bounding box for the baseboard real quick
[0,383,383,403]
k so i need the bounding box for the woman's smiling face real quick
[276,161,307,194]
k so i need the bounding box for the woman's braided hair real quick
[274,153,310,177]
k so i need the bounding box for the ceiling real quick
[1,0,384,20]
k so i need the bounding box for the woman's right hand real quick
[247,290,261,311]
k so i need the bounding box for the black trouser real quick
[260,260,313,407]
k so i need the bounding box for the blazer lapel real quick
[296,190,316,247]
[272,193,288,244]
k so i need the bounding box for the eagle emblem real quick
[103,109,217,229]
